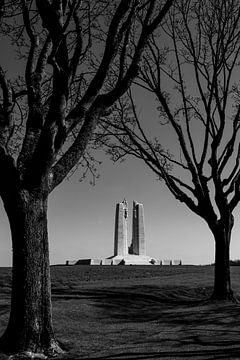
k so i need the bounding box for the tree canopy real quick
[0,0,173,193]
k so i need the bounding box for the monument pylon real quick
[111,199,152,264]
[114,199,128,256]
[132,201,146,256]
[66,198,182,265]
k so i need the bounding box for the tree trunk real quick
[0,188,63,357]
[211,217,234,301]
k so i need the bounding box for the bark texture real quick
[0,185,62,355]
[211,217,234,301]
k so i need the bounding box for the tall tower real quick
[131,201,146,256]
[114,199,128,256]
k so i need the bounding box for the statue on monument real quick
[122,198,128,219]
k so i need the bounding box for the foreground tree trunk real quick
[0,185,63,356]
[211,217,234,301]
[0,0,174,355]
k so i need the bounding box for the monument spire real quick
[113,199,147,263]
[131,200,146,256]
[113,199,128,256]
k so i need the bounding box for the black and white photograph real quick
[0,1,240,359]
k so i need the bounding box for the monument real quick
[110,199,154,265]
[131,201,146,256]
[65,198,182,265]
[114,199,128,256]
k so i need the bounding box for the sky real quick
[1,6,240,267]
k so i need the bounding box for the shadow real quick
[52,284,240,359]
[52,284,212,303]
[52,285,210,325]
[52,284,240,326]
[59,347,240,360]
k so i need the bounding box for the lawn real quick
[0,265,240,359]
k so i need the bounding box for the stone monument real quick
[66,199,182,265]
[131,201,146,256]
[114,199,128,256]
[111,199,152,265]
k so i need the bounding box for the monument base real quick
[108,254,157,265]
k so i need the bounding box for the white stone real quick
[111,254,156,265]
[114,200,128,256]
[162,259,172,265]
[172,259,182,265]
[90,259,102,265]
[66,260,78,265]
[102,259,112,265]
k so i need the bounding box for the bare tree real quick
[100,0,240,301]
[0,0,173,356]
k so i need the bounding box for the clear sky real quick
[1,10,240,267]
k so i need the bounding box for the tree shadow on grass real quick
[52,284,240,326]
[60,347,240,360]
[52,284,211,304]
[52,285,240,360]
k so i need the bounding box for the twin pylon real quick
[114,199,146,257]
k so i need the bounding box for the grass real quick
[0,265,240,359]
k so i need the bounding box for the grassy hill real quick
[0,265,240,359]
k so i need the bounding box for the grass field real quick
[0,265,240,359]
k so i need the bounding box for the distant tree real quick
[100,0,240,301]
[0,0,173,356]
